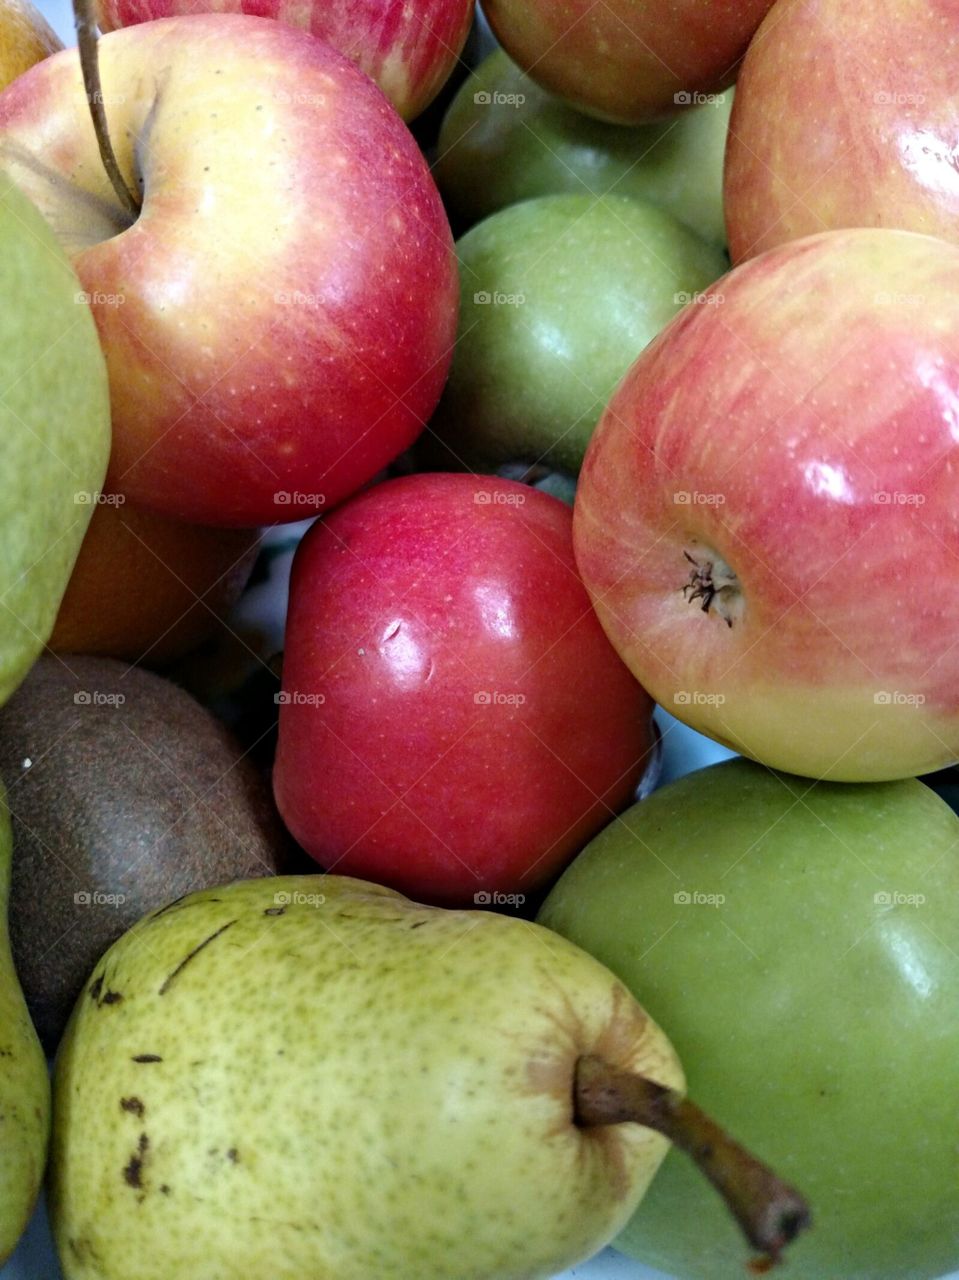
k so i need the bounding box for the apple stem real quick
[574,1055,810,1267]
[73,0,141,220]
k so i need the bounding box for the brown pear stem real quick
[74,0,141,220]
[575,1055,811,1268]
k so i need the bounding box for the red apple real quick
[93,0,475,121]
[574,228,959,782]
[482,0,774,124]
[273,473,655,905]
[0,15,457,525]
[725,0,959,263]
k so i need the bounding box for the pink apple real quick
[273,473,655,906]
[93,0,475,121]
[725,0,959,263]
[574,228,959,782]
[482,0,775,124]
[0,15,457,525]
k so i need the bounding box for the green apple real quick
[424,194,727,475]
[0,175,110,704]
[539,758,959,1279]
[434,50,731,246]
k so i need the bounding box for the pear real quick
[50,875,807,1279]
[0,782,50,1265]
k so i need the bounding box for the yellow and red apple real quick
[574,228,959,782]
[0,0,58,92]
[93,0,474,121]
[0,15,458,526]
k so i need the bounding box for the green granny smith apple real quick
[425,193,726,475]
[539,757,959,1279]
[0,176,110,704]
[434,50,731,246]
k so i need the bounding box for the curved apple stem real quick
[73,0,141,220]
[574,1055,811,1267]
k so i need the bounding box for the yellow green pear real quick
[0,783,50,1264]
[51,875,806,1279]
[0,175,111,706]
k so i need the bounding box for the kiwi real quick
[0,655,293,1052]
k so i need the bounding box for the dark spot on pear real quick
[120,1097,145,1118]
[132,1054,162,1064]
[123,1134,150,1189]
[227,1148,239,1163]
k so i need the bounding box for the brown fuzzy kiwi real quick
[0,655,294,1052]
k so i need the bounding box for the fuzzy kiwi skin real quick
[0,655,295,1053]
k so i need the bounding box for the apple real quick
[0,15,458,526]
[435,49,732,245]
[93,0,475,121]
[539,757,959,1280]
[424,193,727,476]
[725,0,959,263]
[49,498,260,664]
[574,227,959,782]
[273,473,655,906]
[0,0,59,91]
[482,0,774,124]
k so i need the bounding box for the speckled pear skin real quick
[0,784,50,1265]
[51,875,683,1280]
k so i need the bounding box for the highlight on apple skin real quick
[482,0,774,124]
[0,14,458,526]
[273,473,656,906]
[573,227,959,783]
[725,0,959,263]
[93,0,475,121]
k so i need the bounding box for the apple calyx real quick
[74,0,141,220]
[574,1054,811,1266]
[683,549,742,628]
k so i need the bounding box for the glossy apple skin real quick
[540,758,959,1279]
[435,51,732,245]
[0,0,59,91]
[94,0,474,121]
[725,0,959,262]
[0,16,457,525]
[482,0,773,124]
[574,228,959,782]
[274,474,654,906]
[425,194,727,475]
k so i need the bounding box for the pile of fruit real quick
[0,0,957,1277]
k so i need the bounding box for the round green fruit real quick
[426,194,726,475]
[0,177,110,704]
[539,758,959,1280]
[435,50,731,246]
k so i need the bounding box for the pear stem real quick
[74,0,141,220]
[574,1055,810,1268]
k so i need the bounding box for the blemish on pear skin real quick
[226,1148,239,1163]
[120,1097,145,1118]
[132,1054,163,1064]
[123,1133,150,1189]
[159,919,239,995]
